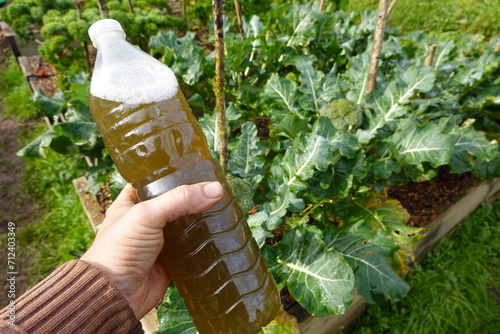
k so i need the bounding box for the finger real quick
[132,181,224,230]
[107,183,138,211]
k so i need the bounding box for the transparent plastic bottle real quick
[87,19,280,333]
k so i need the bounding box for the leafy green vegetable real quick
[319,99,364,132]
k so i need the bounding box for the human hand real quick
[81,182,224,319]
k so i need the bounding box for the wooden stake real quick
[425,44,438,67]
[388,0,398,16]
[213,0,228,171]
[234,0,245,38]
[366,0,389,94]
[319,0,326,12]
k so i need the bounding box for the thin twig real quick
[366,0,389,94]
[97,0,109,19]
[213,0,228,171]
[388,0,398,16]
[127,0,135,14]
[234,0,245,38]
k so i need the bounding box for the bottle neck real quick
[92,31,126,49]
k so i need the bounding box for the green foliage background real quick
[1,0,499,332]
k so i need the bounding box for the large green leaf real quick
[327,192,422,272]
[263,73,299,116]
[52,121,99,149]
[282,2,317,48]
[150,30,209,85]
[276,224,354,316]
[16,129,58,158]
[313,117,359,159]
[295,58,343,113]
[272,133,333,192]
[449,122,498,173]
[229,122,266,179]
[156,286,196,334]
[367,66,436,131]
[263,183,304,228]
[295,57,323,113]
[393,121,455,167]
[33,89,66,117]
[325,226,410,304]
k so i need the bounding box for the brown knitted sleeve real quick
[0,260,144,334]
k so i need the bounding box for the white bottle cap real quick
[88,19,126,48]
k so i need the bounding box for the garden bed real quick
[73,172,500,334]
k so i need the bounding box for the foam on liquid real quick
[90,49,179,105]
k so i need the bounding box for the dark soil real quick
[388,167,481,228]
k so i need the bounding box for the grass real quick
[0,56,38,119]
[17,145,94,286]
[344,0,500,38]
[345,198,500,334]
[0,54,93,289]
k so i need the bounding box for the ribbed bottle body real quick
[88,92,280,333]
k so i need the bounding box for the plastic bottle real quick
[87,19,280,333]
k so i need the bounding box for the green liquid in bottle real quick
[88,19,280,334]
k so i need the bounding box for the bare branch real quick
[96,0,109,19]
[388,0,398,16]
[234,0,245,38]
[213,0,228,171]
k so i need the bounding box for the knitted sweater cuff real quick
[0,260,143,334]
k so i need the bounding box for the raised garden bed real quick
[73,172,500,334]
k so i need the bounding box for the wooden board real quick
[72,176,105,232]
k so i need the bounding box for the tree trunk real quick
[366,0,389,94]
[97,0,109,19]
[234,0,245,38]
[212,0,228,171]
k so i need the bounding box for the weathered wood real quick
[1,21,21,58]
[140,308,159,334]
[17,55,43,92]
[72,176,105,232]
[289,294,366,334]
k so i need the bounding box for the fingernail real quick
[203,182,223,199]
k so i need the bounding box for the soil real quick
[388,167,481,228]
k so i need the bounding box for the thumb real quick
[132,182,224,230]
